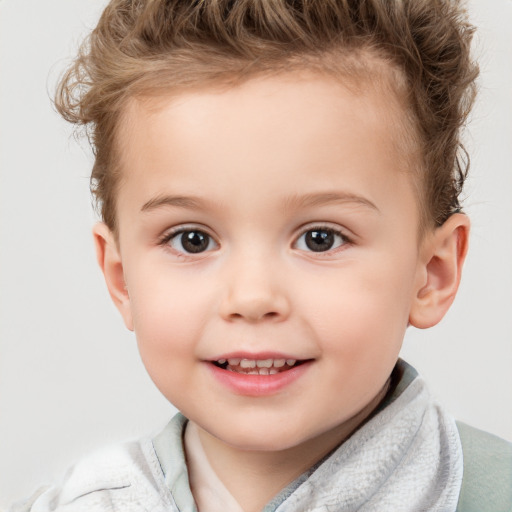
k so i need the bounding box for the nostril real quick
[229,310,279,321]
[220,290,290,322]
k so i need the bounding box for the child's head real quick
[55,0,478,452]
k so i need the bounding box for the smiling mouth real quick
[212,358,308,375]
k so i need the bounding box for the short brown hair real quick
[55,0,478,233]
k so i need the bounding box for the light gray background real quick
[1,0,511,507]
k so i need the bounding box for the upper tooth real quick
[226,358,299,368]
[256,359,273,368]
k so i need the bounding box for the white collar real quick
[184,420,245,512]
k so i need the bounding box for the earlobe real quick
[409,214,470,329]
[93,223,134,331]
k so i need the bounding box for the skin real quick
[94,73,469,512]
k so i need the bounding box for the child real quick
[10,0,512,511]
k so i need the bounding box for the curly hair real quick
[55,0,478,233]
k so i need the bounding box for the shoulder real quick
[456,421,512,512]
[9,439,176,512]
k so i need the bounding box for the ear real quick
[93,223,134,331]
[409,213,470,329]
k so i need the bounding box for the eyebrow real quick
[283,191,380,213]
[141,195,207,212]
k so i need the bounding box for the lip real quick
[205,355,313,397]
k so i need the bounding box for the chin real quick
[227,435,301,453]
[207,420,317,453]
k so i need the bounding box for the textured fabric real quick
[152,414,196,512]
[9,439,181,512]
[455,422,512,512]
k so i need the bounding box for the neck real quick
[193,382,389,512]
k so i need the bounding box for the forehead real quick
[115,72,420,229]
[120,71,412,165]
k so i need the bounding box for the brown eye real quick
[169,229,217,254]
[295,228,347,253]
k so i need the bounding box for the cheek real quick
[126,265,215,370]
[129,261,209,327]
[128,281,209,404]
[299,259,415,356]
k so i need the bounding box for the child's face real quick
[105,74,431,452]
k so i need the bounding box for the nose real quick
[218,254,291,323]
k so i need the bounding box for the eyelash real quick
[158,226,219,257]
[158,224,352,257]
[293,225,352,255]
